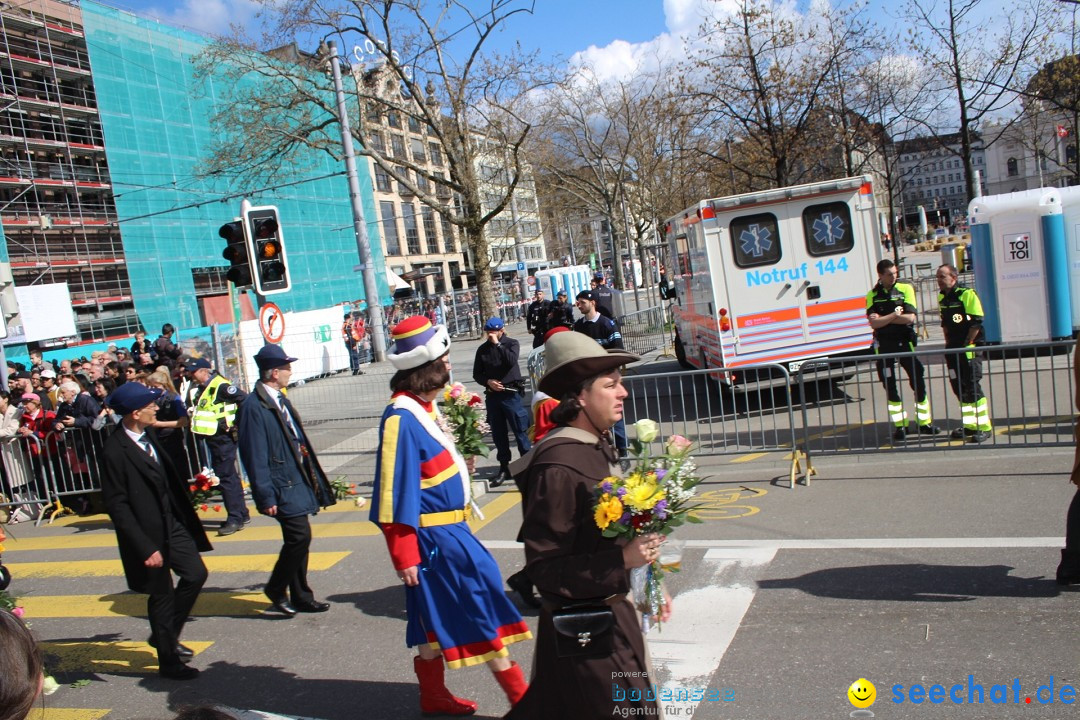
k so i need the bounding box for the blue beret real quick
[484,317,504,331]
[254,344,297,371]
[107,383,163,415]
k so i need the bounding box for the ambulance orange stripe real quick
[806,297,865,317]
[726,338,871,367]
[736,306,801,328]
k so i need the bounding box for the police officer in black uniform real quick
[591,273,615,319]
[526,289,551,348]
[547,290,574,330]
[472,317,531,486]
[187,358,250,534]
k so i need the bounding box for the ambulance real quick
[663,175,882,382]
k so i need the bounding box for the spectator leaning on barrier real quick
[473,317,532,486]
[936,264,992,443]
[866,259,941,442]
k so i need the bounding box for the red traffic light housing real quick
[219,220,252,287]
[244,206,289,295]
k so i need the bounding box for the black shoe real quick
[1056,550,1080,586]
[507,571,540,609]
[265,593,297,616]
[242,517,252,525]
[892,427,908,442]
[148,636,194,659]
[294,600,331,613]
[918,424,942,435]
[217,522,242,536]
[159,663,199,680]
[950,427,971,440]
[489,466,512,488]
[970,430,991,444]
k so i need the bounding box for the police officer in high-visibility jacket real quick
[936,264,992,443]
[187,357,250,534]
[866,259,941,442]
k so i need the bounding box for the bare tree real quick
[902,0,1061,202]
[195,0,545,320]
[1021,53,1080,184]
[681,0,867,189]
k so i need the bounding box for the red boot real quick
[493,661,528,706]
[413,655,478,716]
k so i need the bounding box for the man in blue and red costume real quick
[370,315,531,716]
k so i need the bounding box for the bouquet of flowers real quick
[188,467,222,512]
[439,383,490,459]
[593,419,702,630]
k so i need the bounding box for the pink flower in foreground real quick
[11,606,24,618]
[665,435,692,456]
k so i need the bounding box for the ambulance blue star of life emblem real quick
[739,224,773,257]
[812,212,845,246]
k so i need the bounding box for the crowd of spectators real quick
[0,323,200,524]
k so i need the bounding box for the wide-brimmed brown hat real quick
[538,332,639,398]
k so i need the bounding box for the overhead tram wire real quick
[107,171,347,225]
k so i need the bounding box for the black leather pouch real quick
[551,604,615,657]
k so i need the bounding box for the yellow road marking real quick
[23,591,270,618]
[27,710,110,720]
[730,452,766,463]
[469,492,522,533]
[40,641,213,674]
[9,551,350,578]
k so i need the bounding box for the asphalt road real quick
[3,443,1078,720]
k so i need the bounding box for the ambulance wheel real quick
[674,334,693,369]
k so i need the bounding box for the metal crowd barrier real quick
[795,339,1076,472]
[619,305,669,357]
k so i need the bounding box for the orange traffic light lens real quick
[261,241,280,258]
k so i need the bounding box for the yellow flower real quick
[623,481,663,512]
[594,496,624,530]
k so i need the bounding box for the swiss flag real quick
[1058,124,1069,138]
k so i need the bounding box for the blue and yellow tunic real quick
[370,392,531,668]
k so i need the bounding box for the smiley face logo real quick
[848,678,876,708]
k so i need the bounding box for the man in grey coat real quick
[236,344,336,616]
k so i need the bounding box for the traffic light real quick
[244,205,290,295]
[219,220,252,287]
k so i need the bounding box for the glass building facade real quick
[0,0,387,357]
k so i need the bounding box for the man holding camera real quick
[473,317,531,486]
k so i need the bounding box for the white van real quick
[664,176,882,382]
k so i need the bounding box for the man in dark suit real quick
[99,382,212,681]
[237,344,336,616]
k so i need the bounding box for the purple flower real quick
[654,468,667,481]
[616,487,627,498]
[619,512,632,524]
[601,481,614,494]
[653,499,668,520]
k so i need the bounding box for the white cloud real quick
[568,0,733,82]
[142,0,260,38]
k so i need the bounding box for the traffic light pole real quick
[327,40,387,363]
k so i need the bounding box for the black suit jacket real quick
[100,426,212,593]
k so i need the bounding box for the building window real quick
[441,211,456,252]
[408,115,421,133]
[375,165,391,192]
[1007,157,1018,177]
[381,201,400,255]
[402,203,421,254]
[397,167,412,195]
[1067,144,1077,165]
[422,206,439,254]
[368,132,386,154]
[411,137,426,163]
[429,142,443,166]
[391,134,406,160]
[387,111,401,129]
[416,171,430,193]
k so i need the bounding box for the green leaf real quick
[686,513,704,524]
[70,679,90,689]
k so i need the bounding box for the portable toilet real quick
[1052,185,1080,333]
[968,187,1070,343]
[533,264,591,304]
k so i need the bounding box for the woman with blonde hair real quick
[146,370,193,477]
